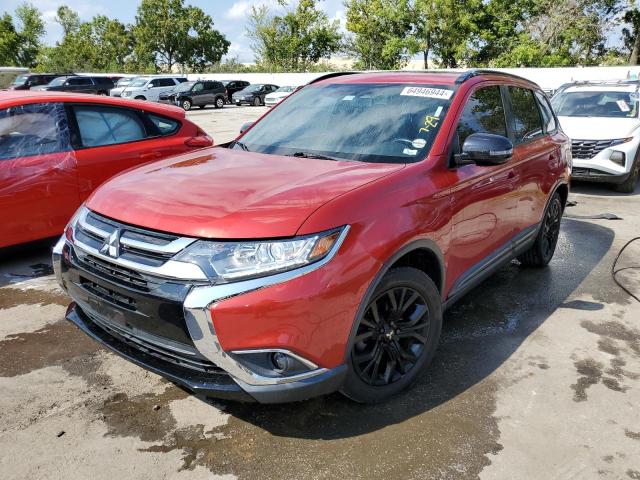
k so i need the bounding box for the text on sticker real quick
[419,115,440,133]
[401,87,453,100]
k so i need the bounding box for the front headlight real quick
[174,227,347,282]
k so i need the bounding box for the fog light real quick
[610,151,625,166]
[271,352,293,373]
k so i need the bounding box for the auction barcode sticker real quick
[400,87,453,100]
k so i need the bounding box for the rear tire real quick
[517,192,563,267]
[613,156,639,193]
[253,97,261,107]
[340,267,442,403]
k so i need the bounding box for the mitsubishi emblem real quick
[100,229,121,258]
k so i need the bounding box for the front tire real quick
[340,267,442,403]
[518,192,563,267]
[253,97,261,107]
[134,95,146,101]
[181,99,192,111]
[215,97,225,109]
[613,156,639,193]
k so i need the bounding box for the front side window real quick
[509,87,544,143]
[149,79,161,88]
[73,106,146,147]
[551,89,639,118]
[233,83,454,164]
[0,103,68,160]
[457,86,507,146]
[158,78,175,87]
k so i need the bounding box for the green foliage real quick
[344,0,413,70]
[623,8,640,64]
[247,0,341,71]
[133,0,229,73]
[0,3,44,68]
[36,7,134,72]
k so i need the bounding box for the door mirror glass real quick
[240,121,254,134]
[456,133,513,166]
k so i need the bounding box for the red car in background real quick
[0,91,212,248]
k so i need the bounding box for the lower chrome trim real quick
[231,348,319,370]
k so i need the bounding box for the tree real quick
[0,3,44,67]
[623,8,640,64]
[344,0,412,70]
[478,0,625,67]
[408,0,482,68]
[37,7,133,72]
[133,0,229,72]
[246,0,341,71]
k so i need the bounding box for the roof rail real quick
[455,69,533,84]
[307,71,361,85]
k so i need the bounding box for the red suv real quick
[54,70,570,403]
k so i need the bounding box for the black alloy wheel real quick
[541,196,562,260]
[517,192,563,267]
[353,286,430,386]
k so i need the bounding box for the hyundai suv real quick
[552,81,640,193]
[54,70,570,404]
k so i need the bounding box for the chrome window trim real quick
[73,239,208,281]
[183,225,349,386]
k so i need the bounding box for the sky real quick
[1,0,348,63]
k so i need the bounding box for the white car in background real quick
[109,76,138,97]
[552,81,640,193]
[120,76,188,102]
[264,85,298,107]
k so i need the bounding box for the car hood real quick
[266,92,289,100]
[557,116,640,140]
[86,147,404,239]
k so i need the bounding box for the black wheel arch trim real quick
[342,238,445,363]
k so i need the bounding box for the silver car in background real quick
[109,76,138,97]
[264,85,298,107]
[120,76,188,101]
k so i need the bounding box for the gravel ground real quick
[1,105,639,480]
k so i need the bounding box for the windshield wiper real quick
[288,151,343,161]
[232,140,250,151]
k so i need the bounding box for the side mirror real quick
[455,133,513,166]
[240,121,254,134]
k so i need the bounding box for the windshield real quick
[116,77,133,87]
[129,78,149,88]
[275,86,296,93]
[12,75,28,85]
[48,77,67,86]
[552,90,639,118]
[233,83,454,164]
[174,81,195,92]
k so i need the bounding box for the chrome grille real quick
[71,208,202,283]
[85,309,225,374]
[571,139,615,159]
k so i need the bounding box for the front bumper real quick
[53,234,350,403]
[571,166,633,184]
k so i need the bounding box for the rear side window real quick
[158,78,175,87]
[457,86,507,145]
[534,91,556,133]
[509,87,544,143]
[0,103,69,160]
[73,105,146,147]
[68,77,92,86]
[147,113,179,135]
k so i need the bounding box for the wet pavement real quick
[1,107,640,479]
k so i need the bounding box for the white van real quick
[120,76,188,102]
